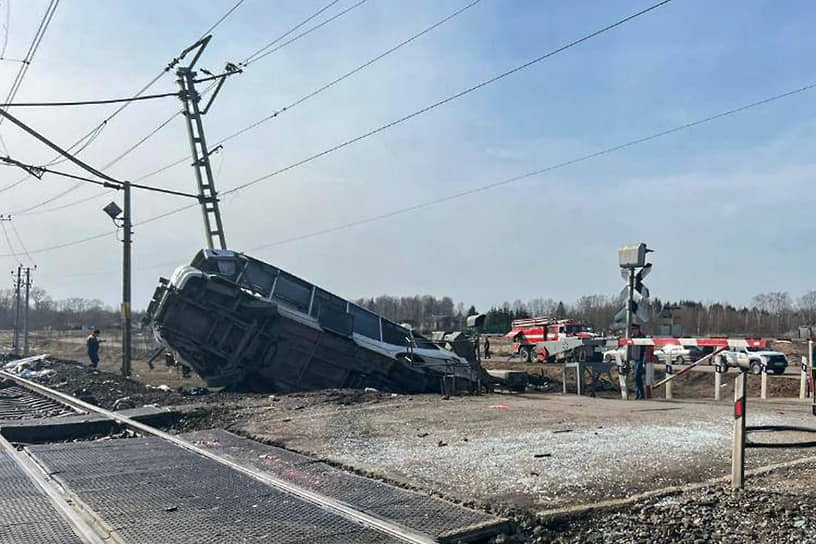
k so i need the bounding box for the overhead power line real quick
[214,0,485,155]
[131,0,666,190]
[129,0,481,183]
[0,0,59,130]
[15,0,376,212]
[1,0,10,60]
[200,0,247,38]
[241,0,343,65]
[0,91,180,108]
[11,0,676,243]
[242,0,371,67]
[0,156,201,200]
[9,219,34,265]
[13,79,811,260]
[222,0,675,197]
[0,0,246,194]
[0,215,17,262]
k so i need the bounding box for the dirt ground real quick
[7,331,816,543]
[21,330,207,389]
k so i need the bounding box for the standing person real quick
[632,324,646,400]
[86,329,101,369]
[484,337,491,360]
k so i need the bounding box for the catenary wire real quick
[9,217,34,265]
[0,218,17,261]
[5,0,678,249]
[0,158,201,199]
[210,0,485,154]
[223,0,675,196]
[241,0,342,65]
[17,0,376,209]
[242,0,369,67]
[0,0,59,129]
[0,0,246,193]
[0,0,10,60]
[130,0,481,183]
[17,79,812,261]
[199,0,247,38]
[0,91,180,107]
[12,4,813,261]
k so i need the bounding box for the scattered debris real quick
[113,397,136,411]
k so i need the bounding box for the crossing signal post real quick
[616,243,654,399]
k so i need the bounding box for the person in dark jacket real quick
[86,329,101,368]
[632,324,646,399]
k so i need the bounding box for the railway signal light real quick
[617,243,654,335]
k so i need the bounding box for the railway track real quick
[0,381,80,420]
[0,369,507,544]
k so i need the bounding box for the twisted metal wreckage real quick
[145,250,487,393]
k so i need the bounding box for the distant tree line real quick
[359,290,816,337]
[0,287,126,331]
[2,285,811,338]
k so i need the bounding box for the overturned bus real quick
[145,250,482,394]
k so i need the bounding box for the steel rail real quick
[0,369,437,544]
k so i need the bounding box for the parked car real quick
[654,345,704,364]
[717,347,788,375]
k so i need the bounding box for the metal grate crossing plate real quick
[185,430,508,542]
[29,438,402,544]
[0,450,85,544]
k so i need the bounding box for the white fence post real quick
[731,371,747,490]
[760,368,767,400]
[715,370,722,401]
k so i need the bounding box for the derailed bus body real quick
[145,250,480,393]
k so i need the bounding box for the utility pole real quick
[176,35,239,250]
[122,183,132,377]
[11,265,20,356]
[0,108,131,373]
[22,266,31,356]
[624,268,635,341]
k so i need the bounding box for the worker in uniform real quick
[86,329,102,369]
[484,337,491,360]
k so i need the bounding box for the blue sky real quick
[0,0,813,311]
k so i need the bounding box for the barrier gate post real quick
[665,359,673,400]
[810,340,815,416]
[801,356,808,400]
[731,370,747,490]
[715,370,722,401]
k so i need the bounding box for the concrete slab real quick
[0,406,179,443]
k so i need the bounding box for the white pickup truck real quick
[717,347,788,375]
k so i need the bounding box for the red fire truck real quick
[505,316,603,362]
